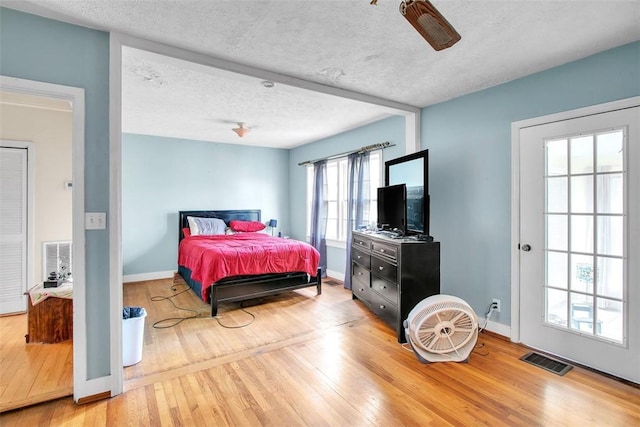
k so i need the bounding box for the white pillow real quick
[187,216,227,236]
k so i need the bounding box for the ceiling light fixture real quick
[261,80,275,88]
[399,0,461,51]
[232,122,250,137]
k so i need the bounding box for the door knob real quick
[522,244,531,252]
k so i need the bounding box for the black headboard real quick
[179,210,261,242]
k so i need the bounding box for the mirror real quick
[385,149,429,236]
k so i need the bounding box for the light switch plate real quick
[85,212,106,230]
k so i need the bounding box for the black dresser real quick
[351,231,440,342]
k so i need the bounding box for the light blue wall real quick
[122,134,290,275]
[424,41,640,325]
[0,8,111,378]
[289,115,406,275]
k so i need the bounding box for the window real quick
[306,151,381,243]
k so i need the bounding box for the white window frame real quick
[306,151,382,248]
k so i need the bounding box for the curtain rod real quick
[298,141,394,166]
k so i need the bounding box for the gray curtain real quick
[310,160,328,278]
[344,151,370,290]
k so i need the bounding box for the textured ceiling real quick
[5,0,640,148]
[121,47,396,148]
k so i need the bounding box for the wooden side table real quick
[26,283,73,344]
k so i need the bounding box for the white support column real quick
[405,112,421,154]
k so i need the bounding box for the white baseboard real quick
[479,317,511,338]
[326,269,345,282]
[123,270,174,283]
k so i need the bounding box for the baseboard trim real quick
[326,269,345,282]
[479,317,511,338]
[123,270,174,283]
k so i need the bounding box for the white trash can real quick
[122,307,146,367]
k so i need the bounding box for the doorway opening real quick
[0,76,86,409]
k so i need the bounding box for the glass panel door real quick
[544,130,625,342]
[518,103,639,383]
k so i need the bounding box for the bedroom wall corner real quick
[121,133,291,276]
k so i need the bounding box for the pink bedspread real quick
[178,233,320,301]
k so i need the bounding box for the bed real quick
[177,210,321,316]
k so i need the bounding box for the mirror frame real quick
[384,149,429,236]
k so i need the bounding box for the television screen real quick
[377,184,406,233]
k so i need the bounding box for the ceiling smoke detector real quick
[232,122,250,137]
[400,0,461,51]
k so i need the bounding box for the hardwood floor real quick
[0,313,73,412]
[2,277,639,426]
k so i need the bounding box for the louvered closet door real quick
[0,146,28,314]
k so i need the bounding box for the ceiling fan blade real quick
[400,0,461,51]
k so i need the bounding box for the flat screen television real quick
[377,184,407,232]
[385,149,429,237]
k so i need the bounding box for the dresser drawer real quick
[372,276,398,305]
[352,281,370,302]
[352,247,370,269]
[352,263,369,287]
[352,235,371,250]
[352,266,370,302]
[371,241,397,261]
[368,290,398,330]
[371,256,397,283]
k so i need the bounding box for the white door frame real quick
[510,96,640,343]
[0,75,90,400]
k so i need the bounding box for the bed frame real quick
[178,210,322,316]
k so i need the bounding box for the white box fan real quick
[404,294,478,363]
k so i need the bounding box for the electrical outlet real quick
[492,298,501,313]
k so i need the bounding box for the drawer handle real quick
[358,272,363,276]
[378,266,384,271]
[359,288,364,292]
[381,285,386,290]
[380,249,385,253]
[379,305,385,309]
[357,255,362,259]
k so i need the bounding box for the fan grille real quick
[409,301,478,354]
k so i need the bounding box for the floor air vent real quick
[520,352,573,376]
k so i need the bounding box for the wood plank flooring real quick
[0,313,73,412]
[2,277,639,426]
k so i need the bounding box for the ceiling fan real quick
[400,0,461,50]
[373,0,461,51]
